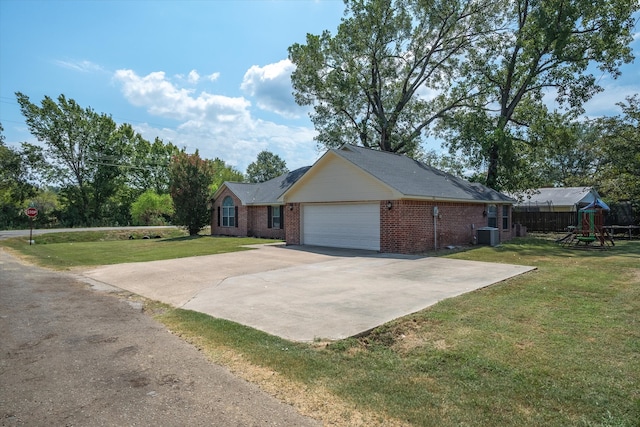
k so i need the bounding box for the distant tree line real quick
[1,93,291,233]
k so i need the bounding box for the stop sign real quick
[26,207,38,217]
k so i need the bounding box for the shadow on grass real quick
[440,237,640,263]
[158,235,206,242]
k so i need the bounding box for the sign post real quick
[25,207,38,245]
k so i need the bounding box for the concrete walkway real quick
[80,245,535,342]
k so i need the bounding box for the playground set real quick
[556,199,615,249]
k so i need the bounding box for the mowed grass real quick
[3,231,639,425]
[0,229,280,269]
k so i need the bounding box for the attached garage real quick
[281,144,515,254]
[302,203,380,251]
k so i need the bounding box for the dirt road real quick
[0,248,320,426]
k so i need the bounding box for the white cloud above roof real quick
[240,59,301,118]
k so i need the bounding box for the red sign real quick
[26,207,38,217]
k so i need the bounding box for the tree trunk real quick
[486,143,500,190]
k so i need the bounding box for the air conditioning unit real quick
[477,227,499,246]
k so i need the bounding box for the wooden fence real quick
[512,212,577,232]
[514,202,637,233]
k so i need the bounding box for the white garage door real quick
[302,203,380,251]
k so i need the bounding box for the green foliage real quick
[288,0,492,157]
[595,96,640,198]
[124,132,179,195]
[27,187,61,228]
[0,123,38,228]
[209,158,244,193]
[594,95,640,222]
[10,93,184,229]
[16,92,128,226]
[245,150,288,183]
[441,0,637,191]
[130,190,174,226]
[169,150,216,236]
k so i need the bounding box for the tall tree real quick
[16,92,129,226]
[245,151,288,183]
[442,0,637,190]
[125,132,179,195]
[530,118,601,188]
[595,95,640,209]
[0,123,37,228]
[169,149,216,236]
[288,0,493,157]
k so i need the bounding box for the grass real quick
[3,231,639,425]
[0,228,281,269]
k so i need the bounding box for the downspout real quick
[433,206,439,250]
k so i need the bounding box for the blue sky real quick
[1,0,638,173]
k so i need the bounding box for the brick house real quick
[211,167,310,239]
[280,144,515,253]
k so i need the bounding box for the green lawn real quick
[2,231,639,426]
[0,229,281,269]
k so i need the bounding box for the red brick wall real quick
[210,188,287,239]
[380,201,513,253]
[284,203,301,245]
[210,188,247,237]
[247,206,286,239]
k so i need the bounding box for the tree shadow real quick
[158,235,206,243]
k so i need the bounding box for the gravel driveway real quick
[0,248,320,426]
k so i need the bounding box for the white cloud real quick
[54,59,104,73]
[187,69,200,84]
[241,59,301,118]
[206,72,221,82]
[114,69,251,124]
[113,68,318,171]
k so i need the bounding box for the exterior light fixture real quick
[387,201,393,210]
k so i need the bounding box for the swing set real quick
[556,199,614,249]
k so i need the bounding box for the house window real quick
[502,205,509,230]
[487,204,497,228]
[222,196,235,227]
[268,206,283,229]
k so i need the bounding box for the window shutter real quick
[267,206,272,228]
[234,206,238,228]
[280,206,284,229]
[217,206,220,227]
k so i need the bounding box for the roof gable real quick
[328,145,514,203]
[282,151,398,203]
[214,166,310,205]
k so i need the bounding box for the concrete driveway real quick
[80,244,535,342]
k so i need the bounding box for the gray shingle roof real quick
[224,166,310,205]
[333,145,514,203]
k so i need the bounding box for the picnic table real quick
[604,225,640,240]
